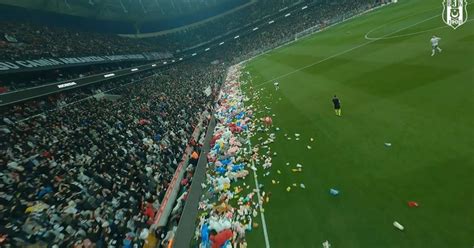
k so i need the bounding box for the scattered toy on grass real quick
[330,188,339,196]
[393,221,404,231]
[322,240,331,248]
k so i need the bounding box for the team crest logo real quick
[442,0,468,29]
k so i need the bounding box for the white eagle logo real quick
[442,0,468,29]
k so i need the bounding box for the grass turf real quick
[241,0,474,247]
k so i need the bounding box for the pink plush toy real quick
[263,116,272,126]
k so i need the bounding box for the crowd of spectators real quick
[0,60,225,247]
[150,0,307,51]
[1,0,384,92]
[0,0,305,60]
[1,0,387,246]
[0,0,383,73]
[201,0,386,64]
[0,22,163,61]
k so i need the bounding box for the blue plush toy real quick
[231,164,244,172]
[220,158,232,166]
[213,143,220,152]
[215,167,226,175]
[201,223,210,248]
[235,111,245,120]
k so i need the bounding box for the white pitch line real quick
[364,4,446,40]
[238,68,271,248]
[254,13,441,88]
[249,140,271,248]
[365,18,474,40]
[364,14,439,40]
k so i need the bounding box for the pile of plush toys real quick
[196,65,262,248]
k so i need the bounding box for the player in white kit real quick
[430,35,442,56]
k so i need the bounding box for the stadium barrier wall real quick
[172,115,217,248]
[153,113,208,227]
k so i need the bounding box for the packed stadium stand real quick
[0,0,385,247]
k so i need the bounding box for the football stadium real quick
[0,0,473,247]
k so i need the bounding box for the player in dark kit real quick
[332,95,342,116]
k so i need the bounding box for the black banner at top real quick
[0,53,172,74]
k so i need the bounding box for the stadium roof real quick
[0,0,249,22]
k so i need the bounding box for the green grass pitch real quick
[241,0,474,247]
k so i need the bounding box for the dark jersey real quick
[332,98,341,109]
